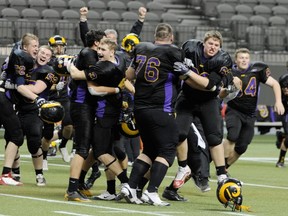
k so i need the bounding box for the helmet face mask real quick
[121,33,140,53]
[216,178,243,211]
[48,35,67,55]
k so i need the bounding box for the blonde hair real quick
[203,30,223,47]
[234,48,250,59]
[21,33,39,48]
[100,38,117,52]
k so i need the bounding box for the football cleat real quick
[59,147,70,163]
[192,175,211,192]
[120,183,143,204]
[64,190,91,202]
[92,191,116,201]
[162,187,187,201]
[141,190,170,206]
[173,165,191,189]
[78,184,93,197]
[276,162,285,168]
[36,174,46,186]
[0,173,23,186]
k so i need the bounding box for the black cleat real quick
[162,187,187,201]
[84,170,101,189]
[191,175,211,192]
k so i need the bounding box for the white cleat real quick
[173,165,191,189]
[120,183,143,204]
[59,147,71,163]
[141,190,170,206]
[0,173,23,186]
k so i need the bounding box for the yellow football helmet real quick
[216,178,243,211]
[48,35,67,47]
[121,33,140,53]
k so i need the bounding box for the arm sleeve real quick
[79,21,89,47]
[130,20,143,36]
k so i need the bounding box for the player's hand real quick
[79,7,88,21]
[174,62,191,76]
[233,76,242,90]
[54,56,74,75]
[56,81,65,91]
[35,97,46,108]
[138,7,147,22]
[0,71,7,80]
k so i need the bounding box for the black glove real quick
[35,97,46,108]
[173,62,191,76]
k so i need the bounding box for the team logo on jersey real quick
[219,66,230,76]
[257,105,269,118]
[88,72,97,80]
[14,65,26,76]
[45,73,59,84]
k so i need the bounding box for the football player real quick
[222,48,284,169]
[275,73,288,168]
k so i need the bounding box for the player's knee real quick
[178,131,188,143]
[159,150,176,167]
[206,134,222,147]
[284,136,288,148]
[234,145,248,155]
[227,133,238,143]
[27,143,41,155]
[77,149,89,159]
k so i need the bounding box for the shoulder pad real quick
[250,61,268,72]
[36,65,54,74]
[181,39,201,54]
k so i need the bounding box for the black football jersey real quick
[181,39,233,102]
[131,42,184,112]
[85,54,126,117]
[227,61,270,116]
[69,47,98,105]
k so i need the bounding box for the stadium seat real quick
[102,11,121,23]
[28,0,47,13]
[107,1,127,15]
[14,19,35,40]
[21,8,40,21]
[272,6,288,21]
[127,1,144,11]
[144,12,161,25]
[176,24,196,46]
[121,11,138,23]
[253,5,272,20]
[8,0,28,12]
[48,0,67,13]
[249,15,269,28]
[200,0,219,17]
[220,0,238,8]
[87,0,107,14]
[238,0,258,9]
[216,3,235,28]
[35,19,56,45]
[0,0,8,12]
[86,10,101,26]
[230,14,249,41]
[257,0,276,9]
[56,19,77,45]
[146,1,166,15]
[0,18,14,44]
[235,4,253,19]
[68,0,86,11]
[246,25,266,51]
[41,9,61,22]
[96,21,116,32]
[266,26,285,52]
[141,23,156,42]
[1,8,20,21]
[268,16,286,28]
[275,0,288,10]
[116,21,134,43]
[61,9,79,23]
[161,12,180,26]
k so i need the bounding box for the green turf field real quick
[0,134,287,216]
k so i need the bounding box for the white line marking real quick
[0,193,183,216]
[54,211,93,216]
[221,211,255,216]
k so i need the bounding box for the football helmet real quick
[40,101,65,124]
[216,178,243,211]
[48,35,67,47]
[121,33,140,53]
[119,113,139,138]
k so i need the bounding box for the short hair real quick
[85,29,106,47]
[100,38,117,53]
[234,48,250,59]
[154,23,173,41]
[203,30,223,48]
[104,29,118,39]
[21,33,39,48]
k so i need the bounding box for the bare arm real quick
[265,76,285,115]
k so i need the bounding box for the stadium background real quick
[0,0,288,106]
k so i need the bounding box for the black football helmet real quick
[279,74,288,88]
[216,178,243,211]
[40,101,65,124]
